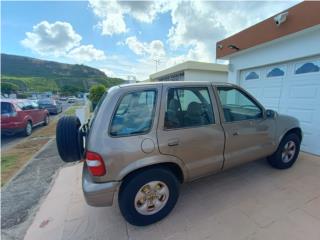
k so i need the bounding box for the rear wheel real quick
[24,121,32,136]
[56,116,84,162]
[268,133,300,169]
[119,167,180,226]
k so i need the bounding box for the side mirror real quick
[266,109,277,119]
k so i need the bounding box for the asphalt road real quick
[1,102,71,150]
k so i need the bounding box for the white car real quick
[67,97,77,103]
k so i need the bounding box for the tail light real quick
[85,151,106,176]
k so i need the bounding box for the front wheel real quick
[43,115,49,126]
[24,121,32,136]
[268,133,300,169]
[119,168,180,226]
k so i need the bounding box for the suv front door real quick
[157,84,225,181]
[216,86,276,169]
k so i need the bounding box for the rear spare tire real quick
[56,116,84,162]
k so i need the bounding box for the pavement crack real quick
[125,221,130,240]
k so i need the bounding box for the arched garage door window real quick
[295,61,320,74]
[245,71,259,80]
[267,67,285,78]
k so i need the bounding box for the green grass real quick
[2,75,59,92]
[1,155,18,173]
[64,106,80,116]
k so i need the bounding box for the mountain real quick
[1,53,125,93]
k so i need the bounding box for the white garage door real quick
[240,56,320,155]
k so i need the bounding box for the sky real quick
[1,0,300,81]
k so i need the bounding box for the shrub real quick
[88,84,106,105]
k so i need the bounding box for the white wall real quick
[228,26,320,84]
[184,70,228,82]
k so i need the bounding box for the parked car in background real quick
[1,99,49,136]
[38,98,62,114]
[56,81,302,226]
[67,97,77,103]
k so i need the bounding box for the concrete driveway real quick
[24,153,320,240]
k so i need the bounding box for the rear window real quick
[110,90,157,137]
[1,102,14,114]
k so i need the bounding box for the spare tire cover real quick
[56,116,84,162]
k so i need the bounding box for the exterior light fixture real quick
[228,44,240,51]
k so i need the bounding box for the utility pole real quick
[153,59,161,72]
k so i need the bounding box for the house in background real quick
[150,61,228,82]
[216,1,320,155]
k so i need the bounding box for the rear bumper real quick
[82,165,120,207]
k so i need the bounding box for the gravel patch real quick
[1,140,66,240]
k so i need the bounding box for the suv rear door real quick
[157,83,225,181]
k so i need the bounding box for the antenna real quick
[153,59,161,72]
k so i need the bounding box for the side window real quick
[110,90,157,137]
[165,87,214,129]
[1,102,14,114]
[217,87,262,122]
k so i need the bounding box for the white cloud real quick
[167,1,299,62]
[125,36,165,59]
[100,13,127,35]
[22,21,106,63]
[21,21,82,56]
[68,45,106,63]
[99,67,115,77]
[125,36,145,55]
[89,0,168,36]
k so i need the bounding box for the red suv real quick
[1,99,49,136]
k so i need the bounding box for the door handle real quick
[232,131,239,136]
[168,139,179,146]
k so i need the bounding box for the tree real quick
[60,85,81,96]
[88,84,106,108]
[1,82,19,94]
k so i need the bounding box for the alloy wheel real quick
[282,140,296,163]
[134,181,169,215]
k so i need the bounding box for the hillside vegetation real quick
[1,53,124,93]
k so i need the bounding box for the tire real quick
[56,116,83,162]
[268,133,300,169]
[43,115,49,126]
[24,121,32,136]
[119,167,180,226]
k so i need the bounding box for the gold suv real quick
[56,81,302,226]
